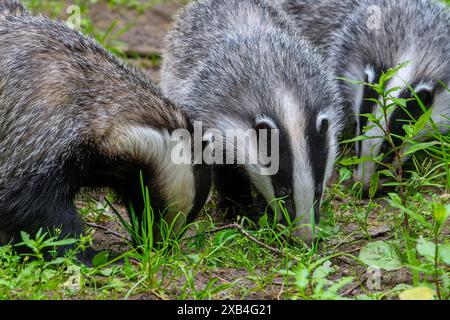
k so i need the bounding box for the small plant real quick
[295,259,356,300]
[15,229,78,261]
[339,62,450,300]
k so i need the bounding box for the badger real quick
[277,0,355,52]
[161,0,343,241]
[0,0,212,252]
[0,0,25,15]
[282,0,450,192]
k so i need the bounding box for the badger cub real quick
[0,1,211,250]
[161,0,342,241]
[282,0,450,192]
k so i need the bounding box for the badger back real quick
[161,0,303,103]
[0,0,28,18]
[0,11,207,228]
[281,0,358,52]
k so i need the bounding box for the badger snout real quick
[291,224,314,243]
[273,193,315,242]
[354,160,395,197]
[354,160,377,191]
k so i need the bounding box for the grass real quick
[0,0,449,300]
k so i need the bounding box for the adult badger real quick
[0,0,211,250]
[161,0,342,240]
[281,0,450,191]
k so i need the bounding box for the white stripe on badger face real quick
[429,82,450,133]
[102,126,196,221]
[365,64,377,83]
[278,88,315,241]
[354,53,415,188]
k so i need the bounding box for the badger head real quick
[232,86,342,242]
[353,61,450,193]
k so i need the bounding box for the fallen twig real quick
[208,223,286,257]
[86,222,128,241]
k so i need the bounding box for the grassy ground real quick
[0,0,448,300]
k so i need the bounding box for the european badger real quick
[161,0,342,240]
[277,0,355,52]
[0,1,211,250]
[282,0,450,191]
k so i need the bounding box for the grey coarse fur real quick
[0,0,211,249]
[161,0,343,239]
[162,0,339,123]
[333,0,449,114]
[282,0,450,188]
[0,0,28,17]
[282,0,450,121]
[279,0,357,52]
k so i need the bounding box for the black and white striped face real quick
[245,93,339,241]
[100,124,212,231]
[354,62,449,191]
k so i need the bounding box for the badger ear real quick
[254,118,277,162]
[316,115,329,135]
[255,117,277,132]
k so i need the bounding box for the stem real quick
[434,229,442,300]
[381,94,408,229]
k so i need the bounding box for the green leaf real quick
[416,237,435,262]
[439,243,450,265]
[339,156,374,166]
[92,251,109,267]
[403,124,415,138]
[359,241,403,271]
[399,287,435,300]
[385,86,403,96]
[403,141,440,157]
[391,97,407,108]
[20,231,30,243]
[412,109,433,136]
[46,238,78,248]
[434,204,450,228]
[340,135,374,145]
[296,266,309,291]
[98,268,113,277]
[338,168,352,182]
[378,170,396,179]
[388,193,403,205]
[326,277,355,295]
[312,261,334,280]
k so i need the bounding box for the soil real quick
[88,1,184,55]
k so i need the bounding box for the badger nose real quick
[292,227,314,243]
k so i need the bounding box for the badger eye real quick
[414,89,434,109]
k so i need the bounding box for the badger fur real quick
[282,0,450,191]
[161,0,343,240]
[0,1,211,249]
[0,0,27,17]
[278,0,355,52]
